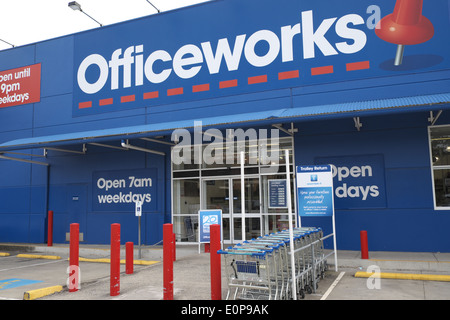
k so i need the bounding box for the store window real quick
[430,125,450,209]
[172,135,296,243]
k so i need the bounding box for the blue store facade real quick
[0,0,449,252]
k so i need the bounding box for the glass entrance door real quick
[202,177,260,243]
[202,177,261,243]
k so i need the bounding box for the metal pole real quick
[240,151,245,242]
[285,149,297,300]
[146,0,160,13]
[394,44,405,66]
[0,38,14,47]
[138,215,142,259]
[81,10,103,27]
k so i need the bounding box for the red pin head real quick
[376,0,434,65]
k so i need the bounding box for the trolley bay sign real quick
[297,165,334,217]
[93,169,157,212]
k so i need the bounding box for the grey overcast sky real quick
[0,0,209,51]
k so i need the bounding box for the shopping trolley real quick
[218,226,331,300]
[218,247,275,300]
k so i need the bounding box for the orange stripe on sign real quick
[78,101,92,109]
[248,75,267,85]
[168,87,184,96]
[346,61,370,71]
[144,91,159,99]
[193,84,210,92]
[219,79,238,89]
[99,98,113,106]
[311,65,334,76]
[278,70,299,80]
[121,95,135,103]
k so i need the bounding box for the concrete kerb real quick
[327,250,450,274]
[23,286,64,300]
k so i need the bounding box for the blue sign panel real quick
[92,169,157,212]
[297,165,334,217]
[315,154,386,209]
[199,210,222,243]
[72,0,450,116]
[268,179,288,208]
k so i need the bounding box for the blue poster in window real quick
[297,165,334,217]
[199,210,222,243]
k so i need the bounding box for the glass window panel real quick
[173,215,198,242]
[233,217,261,241]
[433,169,450,208]
[204,179,229,214]
[172,179,200,215]
[232,178,260,214]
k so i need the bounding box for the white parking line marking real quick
[0,259,65,272]
[321,271,345,300]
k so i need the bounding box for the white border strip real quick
[321,271,346,300]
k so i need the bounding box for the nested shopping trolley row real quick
[218,227,334,300]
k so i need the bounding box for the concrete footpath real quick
[1,243,450,301]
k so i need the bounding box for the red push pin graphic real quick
[376,0,434,66]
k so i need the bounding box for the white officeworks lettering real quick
[173,44,204,79]
[77,10,369,94]
[201,35,246,74]
[77,54,109,94]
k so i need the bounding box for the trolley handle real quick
[217,250,266,257]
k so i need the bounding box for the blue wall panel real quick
[35,37,74,98]
[0,214,30,242]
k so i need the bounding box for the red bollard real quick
[110,223,121,296]
[210,224,222,300]
[126,242,134,275]
[163,223,174,300]
[173,232,176,262]
[69,223,79,292]
[47,211,53,247]
[360,230,369,259]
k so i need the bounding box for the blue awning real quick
[1,92,449,152]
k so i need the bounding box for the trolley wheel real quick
[298,289,305,299]
[305,285,312,294]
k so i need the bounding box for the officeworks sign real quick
[73,0,450,116]
[315,155,386,209]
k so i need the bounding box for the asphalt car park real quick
[1,246,450,301]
